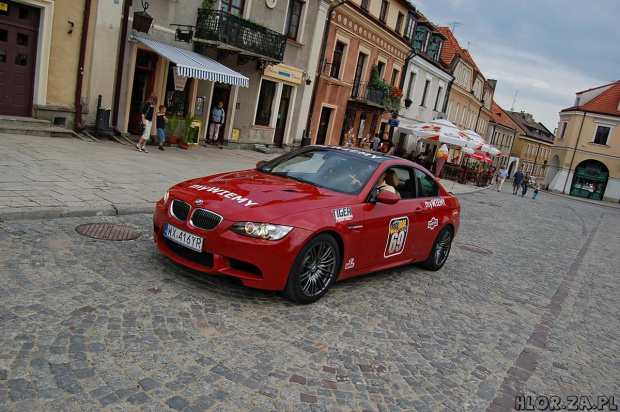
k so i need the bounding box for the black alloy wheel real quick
[284,234,340,304]
[422,226,453,271]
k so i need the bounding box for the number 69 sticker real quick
[384,217,409,258]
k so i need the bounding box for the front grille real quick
[163,238,213,267]
[171,199,190,221]
[190,209,223,230]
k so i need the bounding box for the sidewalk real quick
[0,132,486,221]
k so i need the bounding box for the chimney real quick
[524,113,533,123]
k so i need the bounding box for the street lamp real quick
[132,0,153,34]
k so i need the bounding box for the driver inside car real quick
[376,169,400,197]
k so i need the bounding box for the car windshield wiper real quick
[277,173,324,188]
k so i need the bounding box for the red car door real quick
[356,166,421,269]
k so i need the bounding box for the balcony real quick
[195,9,286,64]
[350,82,385,106]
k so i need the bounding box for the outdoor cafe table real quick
[441,164,461,181]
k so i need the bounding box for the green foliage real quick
[181,114,197,144]
[202,0,216,10]
[369,65,402,116]
[166,114,181,137]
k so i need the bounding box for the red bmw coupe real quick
[153,146,460,303]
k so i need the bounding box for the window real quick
[435,41,443,62]
[330,41,345,79]
[415,169,439,198]
[221,0,245,16]
[376,61,385,79]
[593,125,610,145]
[379,0,388,22]
[404,12,416,41]
[390,69,398,86]
[406,72,416,100]
[446,100,453,119]
[360,0,369,10]
[434,87,443,111]
[422,31,431,53]
[255,79,277,126]
[395,12,404,33]
[285,0,303,41]
[453,103,460,123]
[420,80,430,107]
[560,121,568,139]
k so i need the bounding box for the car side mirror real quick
[375,190,400,205]
[256,160,266,168]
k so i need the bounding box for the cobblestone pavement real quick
[1,190,619,411]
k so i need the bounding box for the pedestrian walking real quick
[371,133,381,151]
[155,105,168,151]
[521,172,531,197]
[587,183,595,199]
[532,184,539,199]
[136,93,157,153]
[205,101,225,148]
[512,167,524,195]
[496,166,508,191]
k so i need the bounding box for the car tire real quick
[284,234,340,304]
[421,226,453,271]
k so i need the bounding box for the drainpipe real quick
[562,111,586,194]
[303,0,347,146]
[112,0,132,134]
[75,0,92,132]
[399,50,416,91]
[441,78,454,114]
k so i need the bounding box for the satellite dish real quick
[435,112,447,120]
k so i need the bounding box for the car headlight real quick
[163,190,169,205]
[231,222,293,240]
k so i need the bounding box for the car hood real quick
[168,170,353,222]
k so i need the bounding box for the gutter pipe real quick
[112,0,132,134]
[75,0,92,132]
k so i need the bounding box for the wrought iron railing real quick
[350,82,385,106]
[196,9,286,62]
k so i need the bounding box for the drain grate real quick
[454,242,493,255]
[75,223,141,241]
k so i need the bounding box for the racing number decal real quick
[384,217,409,258]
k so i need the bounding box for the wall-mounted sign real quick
[0,2,8,11]
[231,128,240,141]
[173,67,188,91]
[263,64,303,85]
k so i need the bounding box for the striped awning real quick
[135,37,249,88]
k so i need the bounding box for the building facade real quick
[504,111,554,181]
[486,101,517,169]
[546,81,620,202]
[437,27,494,138]
[306,0,416,147]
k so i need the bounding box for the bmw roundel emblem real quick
[194,199,203,205]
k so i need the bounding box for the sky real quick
[415,0,620,133]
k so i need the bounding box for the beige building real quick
[546,81,620,202]
[504,111,554,182]
[486,101,517,170]
[438,27,494,139]
[0,0,97,128]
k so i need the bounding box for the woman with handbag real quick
[136,93,157,153]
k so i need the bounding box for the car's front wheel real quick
[421,226,453,271]
[284,234,340,304]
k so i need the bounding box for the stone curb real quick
[0,203,156,222]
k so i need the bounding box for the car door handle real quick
[414,208,424,215]
[348,225,363,230]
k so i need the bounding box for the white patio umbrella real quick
[461,130,502,156]
[399,121,472,148]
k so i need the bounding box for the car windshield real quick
[258,148,379,194]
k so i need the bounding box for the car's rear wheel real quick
[284,234,340,304]
[421,226,453,271]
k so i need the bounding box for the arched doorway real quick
[570,159,609,200]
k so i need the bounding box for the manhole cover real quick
[454,242,492,255]
[75,223,141,241]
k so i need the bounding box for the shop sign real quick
[263,64,303,85]
[173,67,188,91]
[0,2,8,11]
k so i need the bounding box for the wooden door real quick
[273,84,292,148]
[0,1,40,117]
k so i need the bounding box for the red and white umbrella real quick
[461,130,501,156]
[399,120,472,148]
[466,152,494,164]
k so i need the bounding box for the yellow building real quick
[546,81,620,202]
[504,111,554,182]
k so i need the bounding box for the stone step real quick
[0,124,76,138]
[0,116,51,128]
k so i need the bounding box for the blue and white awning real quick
[135,37,249,88]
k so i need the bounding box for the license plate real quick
[164,223,204,252]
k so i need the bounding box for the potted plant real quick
[179,114,196,149]
[166,114,181,144]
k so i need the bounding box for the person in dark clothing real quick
[155,105,168,151]
[136,93,157,153]
[378,132,394,155]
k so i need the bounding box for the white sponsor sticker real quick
[427,217,439,230]
[188,185,259,207]
[345,258,355,270]
[385,217,409,258]
[424,198,446,209]
[332,207,353,222]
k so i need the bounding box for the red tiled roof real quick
[490,101,517,130]
[562,80,620,117]
[437,27,480,72]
